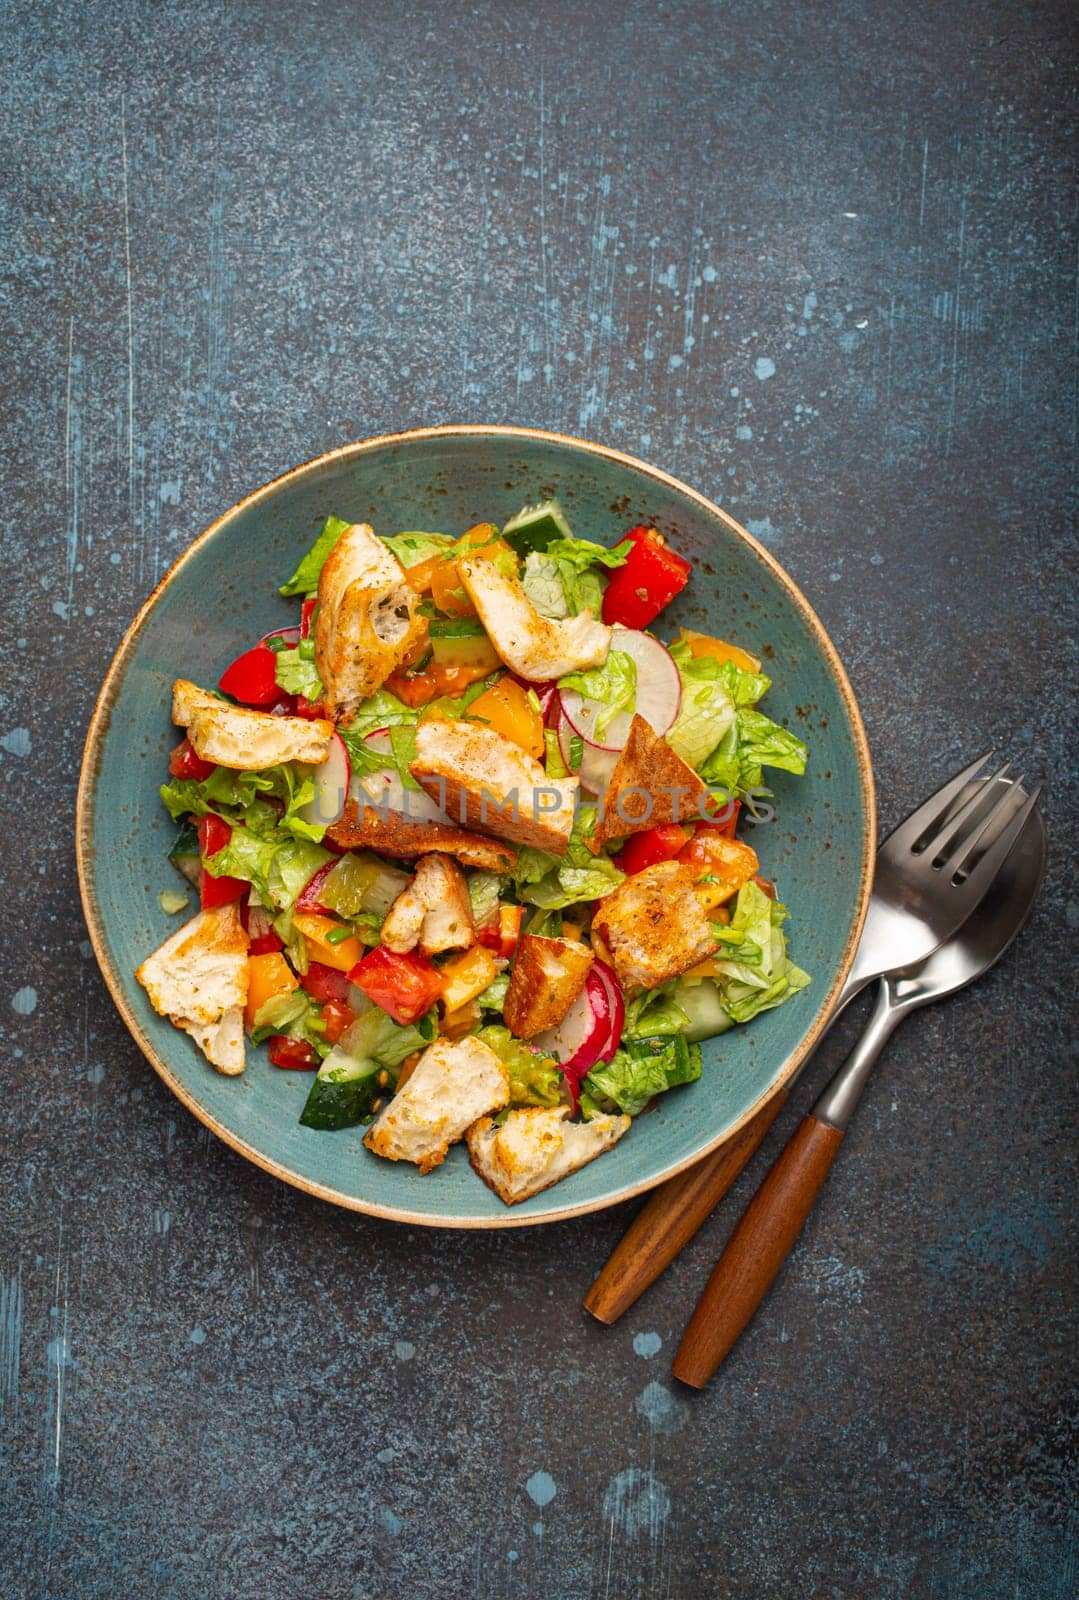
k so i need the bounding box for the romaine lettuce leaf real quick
[279,515,351,597]
[513,808,625,909]
[159,763,325,843]
[522,552,570,619]
[466,870,505,927]
[381,531,454,567]
[558,650,637,740]
[274,646,324,702]
[477,1025,563,1108]
[582,1035,702,1117]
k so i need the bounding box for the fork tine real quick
[937,770,1023,877]
[886,749,994,855]
[928,760,1014,862]
[951,784,1043,896]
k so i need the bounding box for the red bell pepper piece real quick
[348,947,444,1026]
[615,823,690,877]
[268,1036,318,1070]
[477,904,524,958]
[196,814,246,909]
[320,999,356,1045]
[300,961,353,1005]
[168,737,216,782]
[294,862,336,914]
[601,526,692,630]
[218,645,280,707]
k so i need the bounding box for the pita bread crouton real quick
[325,800,517,872]
[363,1036,510,1174]
[593,714,708,845]
[411,719,578,855]
[135,902,249,1075]
[591,859,719,993]
[314,523,427,721]
[381,854,475,956]
[457,557,611,680]
[503,934,594,1039]
[466,1106,630,1205]
[172,681,334,770]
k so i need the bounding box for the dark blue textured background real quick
[1,2,1075,1596]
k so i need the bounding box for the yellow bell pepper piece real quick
[466,677,545,758]
[291,912,364,972]
[438,945,500,1013]
[679,628,762,674]
[440,998,484,1041]
[244,952,299,1031]
[430,523,517,617]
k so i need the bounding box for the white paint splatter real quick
[394,1339,415,1362]
[525,1470,557,1508]
[754,356,776,380]
[635,1380,689,1435]
[379,1507,402,1535]
[189,1326,206,1345]
[602,1465,671,1541]
[11,987,37,1016]
[632,1331,661,1358]
[1,729,30,757]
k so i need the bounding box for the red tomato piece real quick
[320,999,356,1044]
[293,696,330,720]
[601,527,692,630]
[243,900,283,954]
[698,797,741,838]
[348,947,444,1026]
[615,823,689,877]
[167,737,215,782]
[196,815,246,908]
[300,961,353,1004]
[268,1036,318,1070]
[218,645,280,707]
[477,904,524,958]
[300,598,317,638]
[197,814,232,857]
[248,930,284,955]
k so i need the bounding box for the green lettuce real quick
[381,531,454,567]
[582,1036,702,1118]
[700,710,808,796]
[623,987,693,1040]
[558,650,637,740]
[513,809,625,910]
[477,1025,563,1108]
[251,989,330,1057]
[708,881,810,1023]
[298,1003,434,1131]
[467,870,505,927]
[279,515,351,597]
[206,829,332,912]
[159,763,324,843]
[274,646,324,702]
[666,637,807,794]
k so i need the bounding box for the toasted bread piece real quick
[684,833,759,909]
[136,903,249,1074]
[314,523,427,721]
[411,719,578,855]
[381,854,475,956]
[172,681,334,770]
[594,714,708,845]
[466,1106,630,1205]
[457,557,611,680]
[363,1036,510,1174]
[591,859,718,993]
[503,934,594,1039]
[326,801,517,871]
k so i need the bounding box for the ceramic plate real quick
[77,426,875,1227]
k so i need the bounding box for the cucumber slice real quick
[428,615,488,639]
[670,978,733,1043]
[299,1053,386,1131]
[168,821,201,886]
[430,633,502,674]
[502,498,575,555]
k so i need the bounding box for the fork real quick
[584,752,1042,1326]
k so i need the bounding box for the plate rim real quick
[76,423,877,1229]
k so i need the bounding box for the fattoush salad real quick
[137,503,809,1204]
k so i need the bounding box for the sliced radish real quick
[295,861,336,913]
[352,729,447,823]
[297,730,351,830]
[558,713,619,797]
[534,968,617,1076]
[260,624,301,649]
[591,961,625,1063]
[559,627,682,752]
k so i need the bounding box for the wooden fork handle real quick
[583,1088,789,1325]
[671,1113,844,1388]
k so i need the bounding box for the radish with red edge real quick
[294,861,337,914]
[260,625,301,649]
[559,626,681,752]
[533,966,620,1076]
[297,731,351,830]
[351,728,447,822]
[557,712,619,797]
[590,961,625,1064]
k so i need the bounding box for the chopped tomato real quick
[168,738,215,782]
[300,960,353,1005]
[320,999,356,1044]
[248,928,284,955]
[295,862,335,914]
[615,823,690,876]
[390,658,498,707]
[348,947,444,1026]
[477,903,524,958]
[197,815,246,908]
[244,901,284,955]
[601,526,691,630]
[300,598,317,638]
[293,696,330,720]
[218,645,280,707]
[697,798,741,839]
[267,695,299,716]
[268,1036,318,1070]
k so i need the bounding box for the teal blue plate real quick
[77,427,875,1228]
